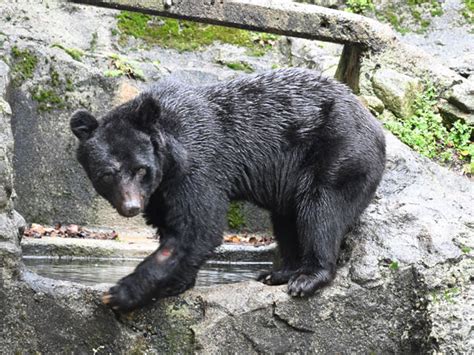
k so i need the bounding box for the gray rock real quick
[438,99,474,129]
[372,68,422,118]
[359,95,385,115]
[294,0,344,8]
[449,79,474,114]
[277,37,342,76]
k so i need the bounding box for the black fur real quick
[71,68,386,312]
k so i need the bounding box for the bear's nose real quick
[121,200,141,217]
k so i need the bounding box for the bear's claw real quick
[257,269,295,285]
[102,292,112,305]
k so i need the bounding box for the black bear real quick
[70,68,386,312]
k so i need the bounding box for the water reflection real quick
[23,257,272,287]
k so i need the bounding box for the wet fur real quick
[71,68,386,312]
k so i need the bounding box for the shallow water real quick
[23,257,272,287]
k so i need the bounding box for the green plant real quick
[30,86,64,112]
[89,32,98,52]
[104,54,145,81]
[116,11,278,55]
[52,43,84,61]
[461,0,474,24]
[443,287,460,303]
[218,60,254,73]
[227,202,246,230]
[11,46,38,85]
[346,0,375,14]
[389,260,399,271]
[383,85,473,173]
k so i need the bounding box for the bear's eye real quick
[99,172,115,184]
[136,167,148,179]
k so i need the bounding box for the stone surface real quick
[71,0,396,49]
[372,68,422,118]
[277,37,342,76]
[359,95,385,114]
[449,79,474,114]
[359,40,464,100]
[439,99,474,129]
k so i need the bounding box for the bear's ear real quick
[135,95,160,128]
[70,110,99,141]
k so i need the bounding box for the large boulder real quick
[372,68,422,118]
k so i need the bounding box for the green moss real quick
[377,10,410,34]
[89,32,98,52]
[30,86,64,112]
[345,0,375,14]
[50,68,61,87]
[52,43,84,61]
[104,54,145,81]
[116,11,277,55]
[460,245,472,254]
[10,46,38,85]
[65,76,74,92]
[389,260,399,271]
[376,0,442,34]
[227,202,246,230]
[222,60,254,73]
[461,0,474,24]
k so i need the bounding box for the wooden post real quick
[335,44,363,93]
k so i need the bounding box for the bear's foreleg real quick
[103,184,227,312]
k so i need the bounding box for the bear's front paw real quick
[287,268,333,297]
[102,278,151,313]
[257,269,295,285]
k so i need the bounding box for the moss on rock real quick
[10,46,38,85]
[116,11,277,56]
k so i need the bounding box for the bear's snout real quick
[120,200,142,217]
[116,182,144,217]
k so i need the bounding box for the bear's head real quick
[70,95,167,217]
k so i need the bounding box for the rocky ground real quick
[397,0,474,78]
[0,0,473,353]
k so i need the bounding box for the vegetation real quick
[11,46,38,85]
[104,53,145,81]
[227,202,246,230]
[52,43,84,62]
[383,85,473,174]
[461,0,474,24]
[348,0,444,34]
[89,32,98,52]
[29,61,74,112]
[345,0,375,14]
[389,260,399,271]
[216,59,254,73]
[30,86,64,112]
[116,11,278,56]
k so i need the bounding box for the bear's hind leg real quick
[258,213,301,285]
[288,187,353,297]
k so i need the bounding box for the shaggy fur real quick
[71,68,386,312]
